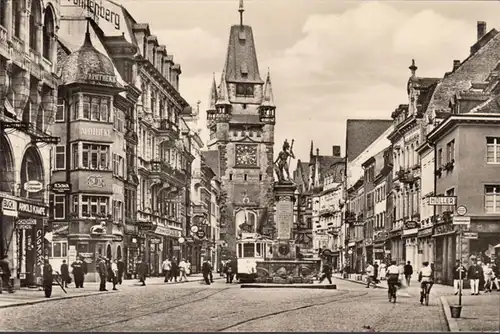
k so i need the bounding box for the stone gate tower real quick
[206,0,276,256]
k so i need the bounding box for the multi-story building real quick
[0,0,60,287]
[344,120,392,273]
[387,61,439,269]
[416,21,500,284]
[293,158,313,255]
[206,4,275,256]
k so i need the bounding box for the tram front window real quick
[243,243,255,257]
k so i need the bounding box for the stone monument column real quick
[272,182,297,260]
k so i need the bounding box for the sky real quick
[119,0,500,163]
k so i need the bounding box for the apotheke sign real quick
[80,127,112,138]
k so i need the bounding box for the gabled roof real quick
[201,150,220,178]
[426,28,500,113]
[345,119,392,162]
[223,25,263,84]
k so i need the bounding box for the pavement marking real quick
[440,296,459,332]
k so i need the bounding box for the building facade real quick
[206,6,275,256]
[0,0,60,287]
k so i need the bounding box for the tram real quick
[236,233,273,283]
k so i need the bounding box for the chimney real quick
[332,145,341,157]
[316,148,319,156]
[477,21,487,40]
[453,60,460,72]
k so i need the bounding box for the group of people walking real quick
[453,256,500,295]
[162,257,191,283]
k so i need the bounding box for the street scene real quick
[1,0,500,332]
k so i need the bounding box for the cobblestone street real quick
[0,280,451,332]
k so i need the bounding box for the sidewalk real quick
[333,273,500,332]
[441,294,500,332]
[0,273,219,309]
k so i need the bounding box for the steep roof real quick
[316,156,344,185]
[202,150,220,178]
[208,74,218,110]
[261,70,275,107]
[426,28,500,113]
[345,119,392,162]
[223,25,263,84]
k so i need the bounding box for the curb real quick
[241,284,337,290]
[0,290,113,309]
[440,296,460,332]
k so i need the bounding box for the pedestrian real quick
[162,257,171,283]
[60,260,70,288]
[42,259,53,298]
[207,260,214,283]
[404,261,413,286]
[97,257,108,292]
[379,262,386,281]
[170,257,179,283]
[186,260,191,276]
[202,259,211,285]
[491,261,500,291]
[467,256,483,295]
[111,259,119,290]
[178,258,188,282]
[483,262,493,293]
[35,263,43,291]
[365,262,375,288]
[117,258,125,285]
[71,257,85,288]
[319,261,333,284]
[229,257,237,283]
[137,258,147,286]
[0,254,14,294]
[373,262,379,284]
[453,259,466,295]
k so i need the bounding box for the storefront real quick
[1,196,49,287]
[463,219,500,264]
[417,225,433,267]
[389,227,404,264]
[154,224,182,267]
[355,240,363,273]
[346,242,355,273]
[373,230,388,263]
[432,222,456,285]
[403,221,418,269]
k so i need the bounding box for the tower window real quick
[229,174,233,181]
[236,84,254,97]
[244,174,248,181]
[259,174,263,181]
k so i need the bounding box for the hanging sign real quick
[51,182,71,194]
[196,230,206,239]
[24,181,44,193]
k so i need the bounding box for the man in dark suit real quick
[202,260,211,285]
[117,259,125,284]
[97,257,108,292]
[43,260,53,298]
[60,260,70,288]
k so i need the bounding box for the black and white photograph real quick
[0,0,499,331]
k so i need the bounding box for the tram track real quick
[215,290,370,332]
[79,287,231,332]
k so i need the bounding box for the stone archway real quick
[19,146,44,199]
[106,244,112,259]
[0,134,15,193]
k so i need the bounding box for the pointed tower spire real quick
[208,73,218,110]
[239,0,244,26]
[216,70,230,106]
[83,18,92,47]
[261,68,275,108]
[310,140,314,158]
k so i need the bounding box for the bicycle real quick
[421,281,431,306]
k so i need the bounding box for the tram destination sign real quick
[427,196,457,206]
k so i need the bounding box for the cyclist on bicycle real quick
[386,260,400,300]
[418,261,433,304]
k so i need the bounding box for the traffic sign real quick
[453,216,471,225]
[427,196,457,206]
[463,232,478,239]
[456,205,467,216]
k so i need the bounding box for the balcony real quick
[396,168,415,184]
[154,119,179,139]
[149,160,187,186]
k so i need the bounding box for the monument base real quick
[255,259,321,284]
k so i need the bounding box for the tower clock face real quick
[235,145,257,166]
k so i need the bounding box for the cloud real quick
[260,1,476,161]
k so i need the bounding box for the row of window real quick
[393,140,420,172]
[374,185,386,204]
[53,194,124,221]
[54,143,125,173]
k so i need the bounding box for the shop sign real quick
[154,225,181,238]
[125,224,138,234]
[36,229,44,265]
[463,232,478,239]
[389,228,403,238]
[374,248,384,253]
[453,216,471,226]
[353,221,365,226]
[16,218,37,230]
[18,200,48,217]
[173,245,181,251]
[404,221,419,230]
[1,198,18,217]
[196,230,206,239]
[427,196,456,206]
[88,175,105,188]
[150,238,162,244]
[138,222,155,232]
[186,237,194,243]
[417,227,433,238]
[23,180,44,193]
[433,223,455,237]
[51,182,71,194]
[80,127,112,138]
[374,230,389,241]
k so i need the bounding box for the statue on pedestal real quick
[274,139,295,183]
